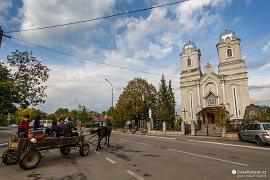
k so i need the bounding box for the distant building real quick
[180,29,250,124]
[91,116,106,127]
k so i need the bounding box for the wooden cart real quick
[1,135,90,170]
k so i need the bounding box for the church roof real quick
[181,41,198,55]
[217,28,240,45]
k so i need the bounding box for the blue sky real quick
[0,0,270,114]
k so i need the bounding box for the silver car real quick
[238,122,270,146]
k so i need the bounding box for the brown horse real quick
[94,126,112,151]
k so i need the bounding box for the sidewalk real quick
[114,130,239,141]
[0,126,12,130]
[0,126,17,148]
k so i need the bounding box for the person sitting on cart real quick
[17,114,30,138]
[50,120,63,137]
[31,115,44,136]
[63,117,78,137]
[57,117,65,129]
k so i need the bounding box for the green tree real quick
[156,75,176,128]
[13,108,47,123]
[106,106,115,119]
[70,107,91,124]
[167,79,176,126]
[115,78,157,127]
[7,50,50,108]
[260,105,270,121]
[0,63,19,125]
[53,108,70,119]
[157,75,169,123]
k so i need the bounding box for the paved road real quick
[0,128,16,144]
[0,132,269,180]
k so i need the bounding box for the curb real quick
[114,131,239,141]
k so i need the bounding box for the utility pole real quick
[0,26,11,48]
[0,26,3,48]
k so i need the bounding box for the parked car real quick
[42,120,52,128]
[9,124,18,128]
[29,120,52,128]
[238,122,270,145]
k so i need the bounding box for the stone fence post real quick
[163,121,167,132]
[191,121,195,136]
[181,121,185,135]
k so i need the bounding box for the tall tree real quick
[7,50,50,108]
[13,108,47,123]
[115,78,157,127]
[167,79,176,126]
[70,107,91,124]
[53,108,70,119]
[156,75,176,128]
[157,75,169,122]
[0,63,19,125]
[0,63,19,113]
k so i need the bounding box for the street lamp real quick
[105,79,114,117]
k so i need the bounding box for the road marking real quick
[143,135,176,140]
[113,137,148,145]
[168,148,249,167]
[94,150,101,154]
[0,143,8,147]
[105,157,117,164]
[121,133,177,140]
[126,170,145,180]
[188,140,270,151]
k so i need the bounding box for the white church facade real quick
[180,29,250,124]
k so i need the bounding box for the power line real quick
[10,36,179,79]
[5,0,189,33]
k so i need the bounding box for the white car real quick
[9,124,18,128]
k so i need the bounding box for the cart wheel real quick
[2,150,18,165]
[19,149,41,170]
[79,144,90,156]
[60,146,71,155]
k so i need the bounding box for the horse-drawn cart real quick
[1,134,90,170]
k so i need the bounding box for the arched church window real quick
[226,48,233,58]
[187,57,192,66]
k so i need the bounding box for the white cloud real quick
[104,51,145,68]
[175,0,230,31]
[18,0,116,48]
[40,59,181,113]
[0,0,12,12]
[262,40,270,52]
[11,0,233,113]
[249,71,270,105]
[0,0,12,24]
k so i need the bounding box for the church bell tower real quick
[180,41,202,121]
[216,28,250,118]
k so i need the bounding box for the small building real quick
[91,116,106,127]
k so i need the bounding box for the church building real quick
[180,29,250,124]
